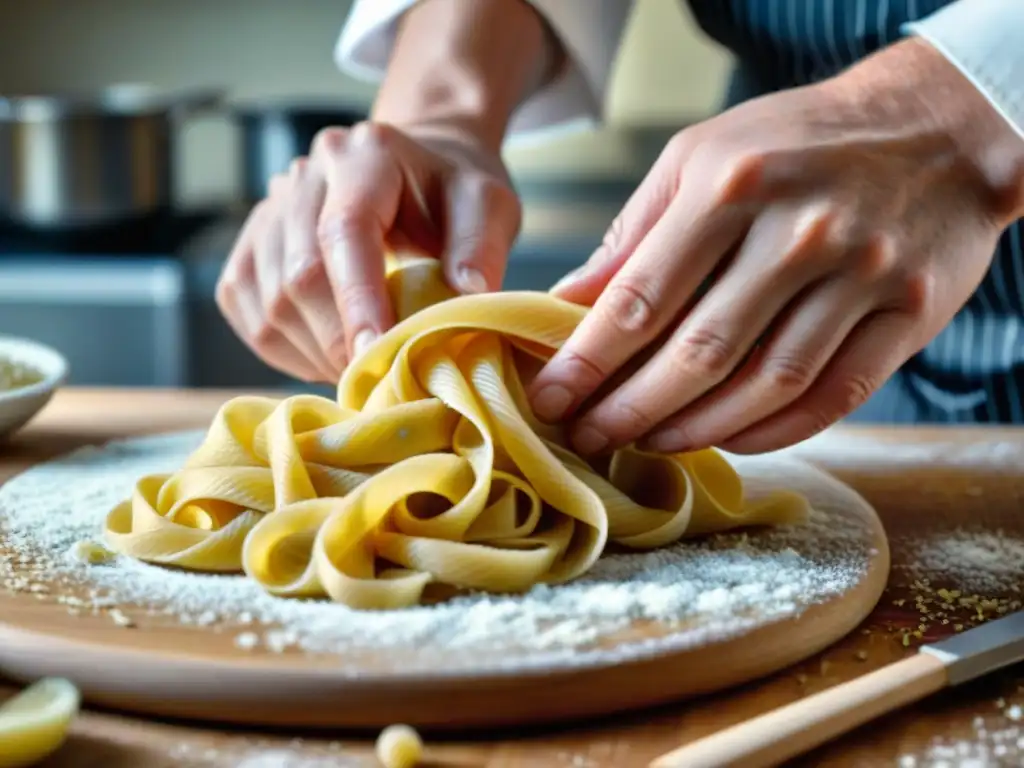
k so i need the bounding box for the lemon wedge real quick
[0,678,81,768]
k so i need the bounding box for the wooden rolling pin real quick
[650,608,1024,767]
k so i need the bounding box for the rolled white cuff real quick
[335,0,633,143]
[904,0,1024,141]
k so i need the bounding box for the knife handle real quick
[649,652,948,768]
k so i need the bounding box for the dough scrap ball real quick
[375,723,423,768]
[69,539,116,565]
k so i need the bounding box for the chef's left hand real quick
[528,38,1024,456]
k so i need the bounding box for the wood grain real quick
[3,390,1024,767]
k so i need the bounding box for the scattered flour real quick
[234,631,260,651]
[899,530,1024,592]
[169,743,363,768]
[232,750,360,768]
[0,430,879,673]
[902,709,1024,768]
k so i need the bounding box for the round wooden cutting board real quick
[0,433,889,732]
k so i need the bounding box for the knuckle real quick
[214,275,234,310]
[985,167,1024,224]
[555,350,610,392]
[761,354,817,393]
[665,127,699,160]
[311,126,349,158]
[787,205,839,261]
[263,292,294,328]
[317,205,375,246]
[348,120,395,149]
[776,241,811,273]
[674,325,737,378]
[836,373,877,415]
[604,400,659,438]
[252,323,279,351]
[600,280,659,335]
[217,252,254,303]
[598,215,627,261]
[661,419,701,451]
[289,156,309,177]
[822,209,856,249]
[851,232,898,279]
[798,410,839,444]
[283,254,326,295]
[796,375,879,436]
[714,149,766,205]
[893,267,933,315]
[334,281,379,312]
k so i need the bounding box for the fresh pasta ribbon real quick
[105,255,809,609]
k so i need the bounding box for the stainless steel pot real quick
[0,85,222,229]
[233,99,366,202]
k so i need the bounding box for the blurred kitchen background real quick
[0,0,733,390]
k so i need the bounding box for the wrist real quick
[371,0,561,155]
[830,37,1024,224]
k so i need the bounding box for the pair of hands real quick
[218,38,1024,456]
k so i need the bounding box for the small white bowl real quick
[0,335,69,440]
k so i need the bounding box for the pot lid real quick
[0,85,222,121]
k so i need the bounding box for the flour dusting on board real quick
[0,431,879,672]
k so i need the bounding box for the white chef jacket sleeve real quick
[335,0,634,140]
[903,0,1024,141]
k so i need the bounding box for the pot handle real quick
[165,88,225,120]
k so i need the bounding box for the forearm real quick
[371,0,561,152]
[902,0,1024,223]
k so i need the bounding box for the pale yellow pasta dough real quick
[104,255,809,609]
[0,678,80,768]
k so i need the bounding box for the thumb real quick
[550,142,683,306]
[443,174,521,295]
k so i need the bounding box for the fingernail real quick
[353,329,378,357]
[531,385,574,423]
[458,267,489,294]
[645,428,691,454]
[573,425,609,455]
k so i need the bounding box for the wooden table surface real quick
[3,388,1024,768]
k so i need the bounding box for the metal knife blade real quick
[920,609,1024,686]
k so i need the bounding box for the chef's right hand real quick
[215,122,522,383]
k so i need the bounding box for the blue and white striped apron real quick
[686,0,1024,424]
